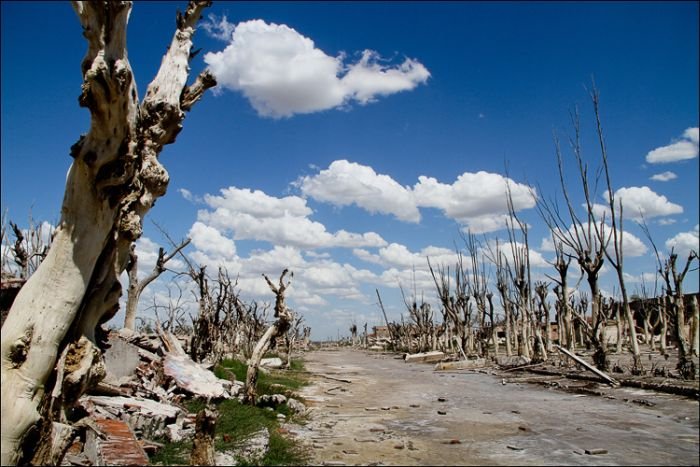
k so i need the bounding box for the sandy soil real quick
[285,348,699,466]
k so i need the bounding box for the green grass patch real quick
[215,357,309,396]
[149,356,310,466]
[259,430,310,466]
[214,399,278,451]
[148,439,190,466]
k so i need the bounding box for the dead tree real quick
[375,288,398,349]
[570,293,610,371]
[0,3,215,464]
[400,278,435,353]
[660,251,698,378]
[1,216,54,280]
[463,231,494,357]
[245,269,294,405]
[641,219,699,377]
[428,253,472,357]
[534,282,553,353]
[536,108,612,369]
[590,87,642,373]
[285,314,305,368]
[548,239,575,350]
[349,321,358,347]
[151,281,192,335]
[488,240,515,356]
[124,237,190,330]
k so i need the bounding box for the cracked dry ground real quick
[282,349,699,466]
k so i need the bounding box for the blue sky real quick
[2,1,698,340]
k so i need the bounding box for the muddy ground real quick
[285,348,699,466]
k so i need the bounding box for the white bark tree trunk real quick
[0,2,214,464]
[245,270,294,405]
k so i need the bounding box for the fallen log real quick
[555,345,619,387]
[434,358,486,371]
[619,379,700,400]
[318,374,353,384]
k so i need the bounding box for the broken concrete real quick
[103,335,141,379]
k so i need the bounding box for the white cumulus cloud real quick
[297,160,420,222]
[650,171,677,182]
[645,127,699,163]
[413,172,536,233]
[299,160,536,233]
[665,225,699,259]
[197,186,386,249]
[593,186,683,221]
[204,19,430,118]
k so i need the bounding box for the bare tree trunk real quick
[691,295,699,358]
[0,3,214,464]
[659,298,668,355]
[124,238,190,330]
[615,303,623,354]
[190,408,217,466]
[245,270,293,405]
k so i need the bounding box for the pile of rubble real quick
[62,328,244,466]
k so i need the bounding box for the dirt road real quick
[288,349,699,466]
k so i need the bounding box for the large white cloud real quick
[298,160,536,233]
[197,186,387,249]
[413,172,536,233]
[593,186,683,221]
[665,225,699,259]
[354,243,459,270]
[204,19,430,118]
[298,160,420,222]
[645,127,699,163]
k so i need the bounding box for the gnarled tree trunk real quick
[0,2,215,464]
[244,270,294,405]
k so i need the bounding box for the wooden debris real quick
[404,351,445,363]
[30,422,76,466]
[555,345,619,387]
[84,418,149,466]
[319,374,353,383]
[434,358,486,371]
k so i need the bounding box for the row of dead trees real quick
[366,90,698,379]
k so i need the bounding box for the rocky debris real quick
[58,329,244,465]
[260,357,284,369]
[404,351,446,364]
[287,397,307,415]
[239,428,271,461]
[257,393,288,408]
